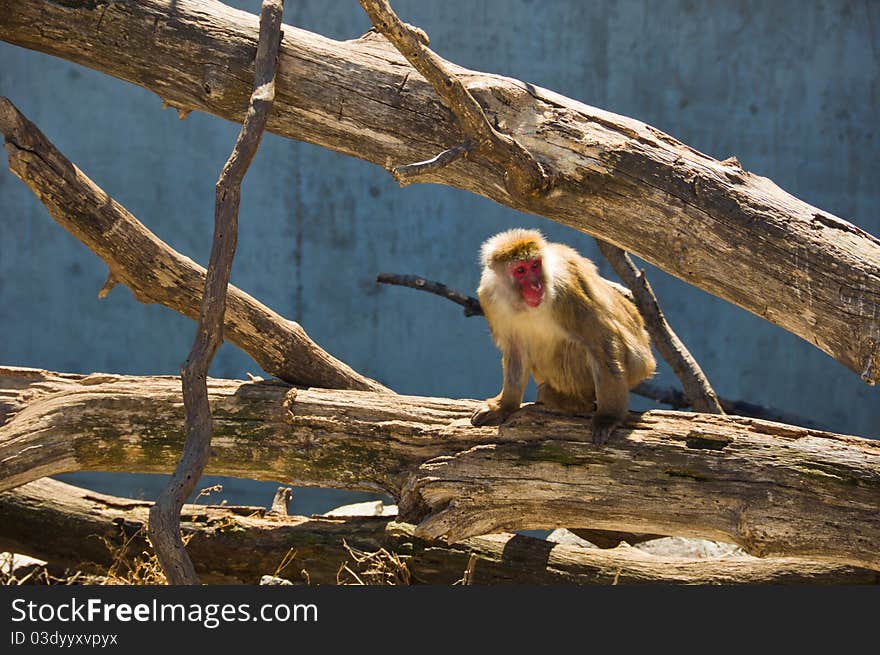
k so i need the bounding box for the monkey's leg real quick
[591,358,629,445]
[625,343,657,387]
[471,343,529,427]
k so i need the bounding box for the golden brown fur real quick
[473,229,655,443]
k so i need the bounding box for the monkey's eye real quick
[531,261,540,271]
[515,266,526,275]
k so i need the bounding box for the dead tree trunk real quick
[2,478,877,585]
[1,367,878,570]
[2,0,878,381]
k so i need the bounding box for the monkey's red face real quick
[509,258,544,307]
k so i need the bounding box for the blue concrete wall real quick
[1,1,877,505]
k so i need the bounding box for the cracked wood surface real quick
[1,367,878,569]
[2,0,878,380]
[2,478,876,585]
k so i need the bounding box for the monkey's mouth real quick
[522,282,544,307]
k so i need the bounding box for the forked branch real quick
[358,0,550,199]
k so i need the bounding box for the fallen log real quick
[2,0,878,380]
[1,367,878,570]
[2,478,876,585]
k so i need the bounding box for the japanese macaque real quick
[471,229,656,444]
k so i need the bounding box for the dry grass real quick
[3,539,416,585]
[96,526,177,585]
[335,540,412,585]
[3,536,419,586]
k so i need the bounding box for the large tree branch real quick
[2,478,876,585]
[1,367,877,570]
[0,96,387,394]
[1,0,877,380]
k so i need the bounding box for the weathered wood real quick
[3,478,876,585]
[1,367,878,569]
[1,0,878,380]
[358,0,550,199]
[0,96,386,394]
[268,487,293,516]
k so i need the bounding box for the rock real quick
[323,501,398,517]
[259,575,293,585]
[546,528,598,548]
[633,537,750,559]
[0,551,48,579]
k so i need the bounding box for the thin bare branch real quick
[148,0,285,585]
[596,240,724,414]
[377,273,483,316]
[391,142,470,186]
[632,381,819,428]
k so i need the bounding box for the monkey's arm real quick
[471,341,529,427]
[589,339,631,444]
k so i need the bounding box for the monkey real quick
[471,228,656,444]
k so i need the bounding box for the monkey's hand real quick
[470,401,513,427]
[591,414,621,445]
